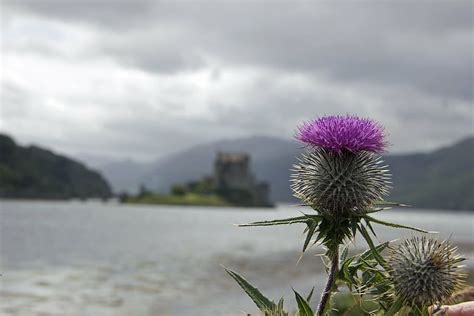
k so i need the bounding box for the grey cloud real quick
[4,0,156,29]
[100,27,207,74]
[0,82,33,119]
[115,3,474,100]
[6,1,473,100]
[100,107,249,160]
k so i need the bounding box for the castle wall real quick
[214,152,271,206]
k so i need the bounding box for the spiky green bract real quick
[293,289,314,316]
[239,210,427,259]
[291,149,391,217]
[388,237,465,308]
[223,267,288,316]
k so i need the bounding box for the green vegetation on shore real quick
[122,172,273,207]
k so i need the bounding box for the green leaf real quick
[385,298,404,316]
[358,241,390,262]
[350,220,358,238]
[357,224,387,268]
[363,215,431,233]
[337,241,391,291]
[366,206,392,213]
[293,289,314,316]
[375,201,410,207]
[302,219,319,253]
[277,297,285,310]
[223,267,275,311]
[340,243,349,263]
[338,257,356,288]
[365,219,377,237]
[239,215,321,227]
[241,214,323,255]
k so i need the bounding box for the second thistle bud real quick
[388,236,465,308]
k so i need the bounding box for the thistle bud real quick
[388,237,465,307]
[292,115,391,216]
[291,149,391,215]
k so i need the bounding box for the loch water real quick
[1,200,473,315]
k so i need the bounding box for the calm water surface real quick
[1,200,473,315]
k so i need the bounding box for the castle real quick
[213,152,271,207]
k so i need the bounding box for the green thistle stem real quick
[316,249,339,316]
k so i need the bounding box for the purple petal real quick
[296,115,387,154]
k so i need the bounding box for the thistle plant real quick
[224,115,466,316]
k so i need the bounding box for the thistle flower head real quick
[291,149,391,215]
[296,115,387,154]
[389,237,465,307]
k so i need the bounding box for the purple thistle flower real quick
[296,115,387,154]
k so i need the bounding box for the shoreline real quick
[1,198,471,213]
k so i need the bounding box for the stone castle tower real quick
[214,152,271,207]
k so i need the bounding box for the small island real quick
[122,152,273,207]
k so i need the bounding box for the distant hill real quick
[386,137,474,210]
[0,134,112,199]
[98,136,474,211]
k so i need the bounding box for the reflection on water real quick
[1,200,473,315]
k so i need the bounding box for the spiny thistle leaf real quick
[365,206,392,214]
[293,289,314,316]
[239,215,323,254]
[291,149,391,216]
[302,219,319,253]
[339,258,357,289]
[340,244,349,263]
[363,215,431,233]
[238,215,321,227]
[223,267,276,312]
[276,298,285,314]
[358,241,391,262]
[338,241,391,290]
[357,224,387,268]
[365,219,377,237]
[388,237,466,308]
[374,201,410,207]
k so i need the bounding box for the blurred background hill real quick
[0,134,111,199]
[386,137,474,210]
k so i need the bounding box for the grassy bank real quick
[123,193,230,207]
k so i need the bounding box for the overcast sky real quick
[1,1,473,162]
